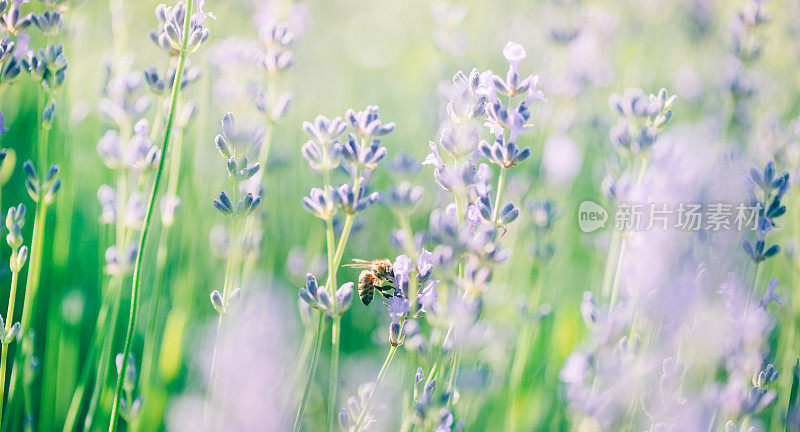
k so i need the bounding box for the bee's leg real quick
[379,284,395,299]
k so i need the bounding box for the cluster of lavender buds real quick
[0,0,69,138]
[732,0,770,63]
[743,161,788,263]
[425,42,543,232]
[338,384,377,432]
[206,13,300,289]
[608,88,676,156]
[96,73,160,275]
[5,204,26,272]
[150,1,213,56]
[259,19,293,76]
[209,113,262,314]
[724,0,770,141]
[0,35,23,88]
[115,353,143,422]
[22,160,60,205]
[297,274,353,317]
[409,367,464,432]
[525,199,558,262]
[300,107,392,224]
[23,38,68,96]
[0,1,32,35]
[0,315,18,345]
[0,203,26,347]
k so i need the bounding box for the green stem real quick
[491,166,508,223]
[203,194,239,430]
[141,126,184,400]
[326,318,341,432]
[292,312,324,432]
[607,157,647,310]
[0,269,20,427]
[353,345,399,432]
[293,164,338,432]
[62,280,118,432]
[7,199,47,420]
[107,4,192,430]
[600,229,621,301]
[83,275,123,431]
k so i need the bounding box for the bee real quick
[343,258,395,305]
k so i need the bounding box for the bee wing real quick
[343,259,374,269]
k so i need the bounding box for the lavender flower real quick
[335,178,379,215]
[30,9,60,36]
[345,105,395,140]
[301,115,346,172]
[383,181,423,212]
[22,44,67,92]
[23,160,61,205]
[743,161,788,263]
[608,88,675,155]
[302,186,336,220]
[298,274,353,316]
[104,242,138,277]
[477,137,530,168]
[0,0,32,34]
[341,134,387,171]
[259,20,293,74]
[151,1,211,56]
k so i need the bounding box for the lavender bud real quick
[4,322,19,343]
[115,353,137,394]
[317,289,333,311]
[338,408,350,431]
[42,101,55,129]
[305,274,319,297]
[390,321,402,346]
[271,92,293,121]
[210,290,225,314]
[215,134,231,158]
[336,283,354,315]
[213,191,234,216]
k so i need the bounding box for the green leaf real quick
[787,358,800,432]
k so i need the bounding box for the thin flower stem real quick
[107,2,193,429]
[292,312,324,432]
[295,165,338,432]
[7,199,47,418]
[742,262,761,320]
[324,167,348,432]
[607,157,648,311]
[256,121,274,172]
[600,229,621,301]
[83,275,124,431]
[62,281,119,432]
[0,268,20,427]
[491,166,508,223]
[83,130,133,429]
[353,344,400,432]
[140,125,185,405]
[203,189,239,430]
[326,318,341,432]
[290,326,315,386]
[325,168,364,431]
[503,272,543,430]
